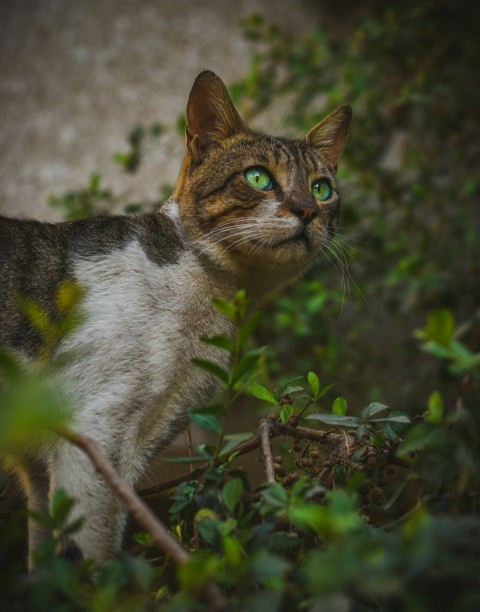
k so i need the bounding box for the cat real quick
[0,70,351,566]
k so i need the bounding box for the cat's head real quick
[174,70,351,281]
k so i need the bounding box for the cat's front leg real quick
[48,442,127,562]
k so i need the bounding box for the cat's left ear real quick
[305,105,352,169]
[186,70,249,159]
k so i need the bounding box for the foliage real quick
[2,291,480,610]
[234,1,480,411]
[49,172,112,220]
[112,122,164,174]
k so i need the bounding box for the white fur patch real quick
[49,237,233,559]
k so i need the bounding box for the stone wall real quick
[0,0,320,220]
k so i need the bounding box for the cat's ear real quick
[305,105,352,169]
[186,70,249,159]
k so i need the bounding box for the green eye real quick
[245,167,273,190]
[312,179,332,201]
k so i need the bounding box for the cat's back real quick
[0,211,184,357]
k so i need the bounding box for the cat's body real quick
[0,71,351,565]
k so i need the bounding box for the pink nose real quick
[290,202,318,224]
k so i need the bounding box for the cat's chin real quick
[251,230,327,264]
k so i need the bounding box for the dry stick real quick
[55,426,189,565]
[140,431,263,497]
[260,419,276,484]
[139,422,362,500]
[56,426,229,610]
[139,421,333,498]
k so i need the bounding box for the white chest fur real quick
[58,239,232,481]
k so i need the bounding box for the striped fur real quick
[0,70,351,565]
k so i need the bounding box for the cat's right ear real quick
[186,70,249,159]
[305,105,353,169]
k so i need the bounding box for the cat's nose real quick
[289,202,319,225]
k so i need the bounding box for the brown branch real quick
[56,427,229,609]
[140,431,263,497]
[140,422,332,497]
[139,420,354,498]
[260,420,276,484]
[274,422,330,442]
[54,426,189,566]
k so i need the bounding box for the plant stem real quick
[260,420,276,484]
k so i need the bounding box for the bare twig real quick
[274,422,330,442]
[55,426,229,609]
[139,421,361,498]
[140,431,263,497]
[260,420,276,484]
[140,423,332,497]
[56,426,229,609]
[54,426,189,566]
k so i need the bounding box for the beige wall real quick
[0,0,320,220]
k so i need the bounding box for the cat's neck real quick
[162,200,303,304]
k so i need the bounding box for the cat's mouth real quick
[271,230,309,249]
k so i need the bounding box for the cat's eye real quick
[245,167,273,191]
[312,179,332,202]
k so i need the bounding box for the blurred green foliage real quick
[233,0,480,412]
[2,291,479,610]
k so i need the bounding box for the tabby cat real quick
[0,70,351,565]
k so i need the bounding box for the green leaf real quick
[280,404,294,423]
[369,413,410,424]
[425,391,444,424]
[248,551,289,583]
[222,534,243,565]
[51,489,75,526]
[398,423,443,455]
[306,413,361,428]
[231,348,263,383]
[307,371,320,398]
[197,519,219,546]
[261,483,288,511]
[223,432,255,442]
[192,403,227,416]
[361,402,389,419]
[222,477,243,513]
[317,383,335,399]
[283,384,304,395]
[268,531,301,552]
[133,531,152,545]
[248,382,278,404]
[179,551,222,591]
[237,311,262,348]
[191,358,229,384]
[162,455,207,463]
[218,517,238,536]
[332,396,347,415]
[220,433,254,457]
[212,297,237,321]
[0,347,22,380]
[189,411,222,433]
[196,443,216,460]
[0,374,72,452]
[201,334,235,352]
[416,309,455,346]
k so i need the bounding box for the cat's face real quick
[174,71,351,274]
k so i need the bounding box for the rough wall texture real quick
[0,0,320,220]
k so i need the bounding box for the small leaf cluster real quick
[49,172,112,220]
[1,292,480,610]
[112,122,164,173]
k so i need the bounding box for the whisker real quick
[325,238,367,306]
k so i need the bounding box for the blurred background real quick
[0,0,326,219]
[1,0,479,491]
